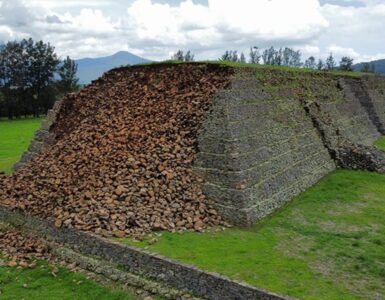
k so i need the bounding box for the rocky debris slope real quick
[0,225,51,267]
[0,64,233,238]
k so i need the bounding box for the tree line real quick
[0,38,79,119]
[171,46,376,73]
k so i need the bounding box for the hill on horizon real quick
[75,51,151,84]
[353,58,385,76]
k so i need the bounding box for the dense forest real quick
[0,38,79,119]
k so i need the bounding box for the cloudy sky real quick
[0,0,384,63]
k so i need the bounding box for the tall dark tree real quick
[171,50,184,61]
[0,40,31,118]
[27,39,59,116]
[262,47,276,65]
[325,53,336,71]
[171,50,195,62]
[249,47,261,64]
[57,56,79,95]
[0,38,60,119]
[220,50,239,62]
[317,59,325,71]
[304,56,316,69]
[240,52,246,63]
[339,56,354,72]
[184,50,194,62]
[262,46,302,67]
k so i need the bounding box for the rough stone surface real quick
[362,75,385,133]
[196,69,336,225]
[196,69,385,225]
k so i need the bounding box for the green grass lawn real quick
[374,136,385,151]
[0,260,137,300]
[118,170,385,300]
[0,118,42,174]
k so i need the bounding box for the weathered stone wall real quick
[12,99,63,171]
[362,75,385,133]
[196,69,385,226]
[195,69,336,225]
[321,77,380,146]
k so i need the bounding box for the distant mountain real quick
[75,51,151,84]
[353,59,385,75]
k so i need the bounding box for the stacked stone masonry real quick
[197,69,385,225]
[195,69,337,225]
[363,76,385,133]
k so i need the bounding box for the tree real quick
[262,47,276,65]
[262,46,302,67]
[220,51,231,61]
[281,47,302,67]
[184,50,194,62]
[317,59,325,71]
[249,47,261,64]
[325,53,336,71]
[220,50,239,62]
[26,39,59,116]
[171,50,195,62]
[0,38,60,119]
[57,56,79,95]
[231,51,239,62]
[304,56,316,69]
[240,52,246,63]
[0,40,33,118]
[339,56,354,72]
[291,50,302,67]
[171,50,184,61]
[275,47,283,66]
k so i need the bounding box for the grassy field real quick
[0,260,137,300]
[0,118,42,174]
[118,170,385,300]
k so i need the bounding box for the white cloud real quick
[30,0,111,8]
[0,0,384,63]
[127,0,328,50]
[327,45,360,58]
[320,1,385,62]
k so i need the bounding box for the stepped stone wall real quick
[363,75,385,133]
[195,69,336,225]
[196,69,385,225]
[323,77,380,146]
[12,99,63,171]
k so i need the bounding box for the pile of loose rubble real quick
[0,228,51,267]
[0,63,233,238]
